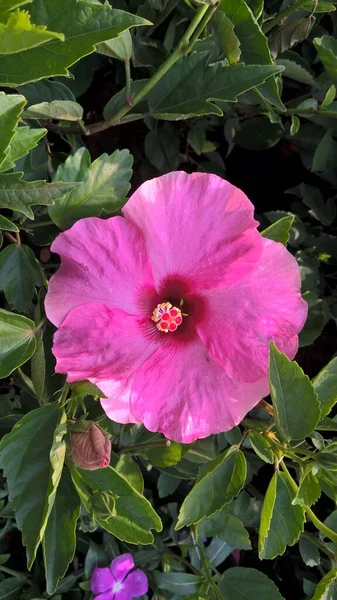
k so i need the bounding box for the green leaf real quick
[0,1,150,86]
[0,577,25,600]
[49,149,132,230]
[71,380,106,398]
[316,442,337,471]
[269,343,321,442]
[70,465,162,544]
[312,129,337,171]
[114,454,144,494]
[248,432,273,464]
[300,183,336,226]
[313,357,337,418]
[276,57,316,86]
[141,441,186,467]
[55,146,91,182]
[299,535,320,567]
[303,0,336,10]
[176,446,246,530]
[218,567,285,600]
[154,572,202,597]
[0,92,26,169]
[211,11,241,64]
[261,215,294,245]
[0,406,66,567]
[18,79,76,105]
[0,0,32,13]
[0,126,47,173]
[0,215,19,232]
[0,309,36,378]
[43,468,80,595]
[23,100,83,121]
[219,0,285,110]
[0,8,64,54]
[314,36,337,86]
[0,244,44,312]
[322,84,336,108]
[312,569,337,600]
[0,172,79,219]
[103,79,148,120]
[97,29,132,61]
[198,509,251,549]
[299,291,325,348]
[269,17,313,60]
[258,472,305,560]
[144,123,180,173]
[148,52,283,119]
[293,469,321,506]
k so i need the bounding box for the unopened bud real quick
[71,424,111,470]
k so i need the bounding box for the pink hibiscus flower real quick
[90,553,148,600]
[45,172,307,443]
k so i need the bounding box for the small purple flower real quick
[90,553,148,600]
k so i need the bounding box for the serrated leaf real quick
[70,465,162,544]
[0,309,36,378]
[218,567,285,600]
[219,0,284,110]
[0,577,25,600]
[198,508,251,549]
[269,17,313,60]
[0,244,44,312]
[23,100,83,121]
[261,215,294,245]
[259,472,305,560]
[0,172,78,219]
[276,57,316,86]
[314,36,337,86]
[0,0,150,86]
[312,129,337,171]
[299,535,320,567]
[97,29,132,61]
[0,92,26,169]
[176,446,246,530]
[313,357,337,418]
[55,146,91,182]
[0,126,46,173]
[322,84,336,108]
[0,406,66,567]
[269,344,321,442]
[43,468,80,594]
[312,569,337,600]
[0,8,63,54]
[49,148,132,230]
[148,52,283,119]
[293,470,321,506]
[248,432,274,464]
[211,11,241,64]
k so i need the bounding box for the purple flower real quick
[90,553,148,600]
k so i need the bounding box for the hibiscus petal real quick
[131,336,269,443]
[45,216,155,327]
[197,239,308,383]
[91,567,113,594]
[123,171,262,291]
[110,554,134,583]
[52,303,160,384]
[123,569,148,597]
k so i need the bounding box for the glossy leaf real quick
[218,567,285,600]
[269,343,320,441]
[248,432,273,464]
[43,468,80,594]
[176,447,246,529]
[261,215,294,245]
[312,569,337,600]
[49,149,132,230]
[219,0,284,110]
[70,465,162,544]
[0,172,78,219]
[314,36,337,86]
[313,357,337,418]
[0,1,150,86]
[0,126,47,173]
[0,309,36,378]
[148,52,283,119]
[141,441,186,467]
[24,100,83,121]
[259,472,305,559]
[0,244,44,312]
[0,8,63,54]
[0,92,26,170]
[0,406,66,567]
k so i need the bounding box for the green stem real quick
[105,4,211,126]
[119,439,172,454]
[187,3,219,49]
[0,566,32,585]
[263,0,311,34]
[281,461,337,547]
[191,526,224,600]
[286,107,337,118]
[124,59,132,105]
[34,317,46,335]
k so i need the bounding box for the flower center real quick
[152,302,183,333]
[112,582,123,592]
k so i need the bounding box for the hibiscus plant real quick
[1,1,337,600]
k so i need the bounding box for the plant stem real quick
[34,317,46,335]
[0,565,32,584]
[191,526,224,600]
[124,59,132,105]
[281,461,337,547]
[119,439,172,454]
[286,107,337,118]
[263,0,311,34]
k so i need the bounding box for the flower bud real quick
[71,424,111,470]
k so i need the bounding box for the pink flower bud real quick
[71,424,111,470]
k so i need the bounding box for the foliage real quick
[0,1,337,599]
